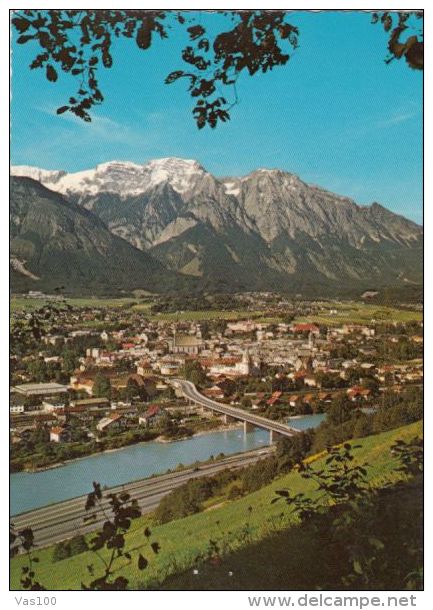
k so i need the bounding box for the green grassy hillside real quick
[10,421,422,590]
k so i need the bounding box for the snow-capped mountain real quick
[11,158,422,295]
[11,165,67,187]
[12,158,207,199]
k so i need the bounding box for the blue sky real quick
[11,11,423,223]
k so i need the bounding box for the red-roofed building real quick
[122,342,136,350]
[50,426,69,443]
[203,386,225,400]
[139,405,166,427]
[347,386,372,402]
[294,370,308,380]
[291,323,320,335]
[267,391,282,406]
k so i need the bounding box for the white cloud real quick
[376,110,418,128]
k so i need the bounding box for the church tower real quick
[238,348,252,375]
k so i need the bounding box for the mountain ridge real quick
[10,176,195,295]
[10,159,422,296]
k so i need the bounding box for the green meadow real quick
[294,301,422,326]
[10,296,140,312]
[11,296,422,327]
[10,421,422,590]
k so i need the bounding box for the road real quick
[174,379,299,439]
[11,447,273,550]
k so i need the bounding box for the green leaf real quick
[368,537,385,550]
[353,560,363,575]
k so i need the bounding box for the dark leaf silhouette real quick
[46,64,58,82]
[138,554,148,570]
[372,11,423,70]
[12,10,299,128]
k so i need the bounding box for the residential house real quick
[139,405,166,427]
[50,426,69,443]
[96,414,127,433]
[267,391,283,406]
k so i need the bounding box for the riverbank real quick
[12,412,327,474]
[11,427,272,515]
[11,421,245,474]
[155,421,243,444]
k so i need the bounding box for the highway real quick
[10,446,273,550]
[174,379,300,439]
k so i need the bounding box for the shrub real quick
[52,541,70,563]
[69,534,88,556]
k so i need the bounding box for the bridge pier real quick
[176,381,299,444]
[244,421,255,434]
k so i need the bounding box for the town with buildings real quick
[10,294,423,473]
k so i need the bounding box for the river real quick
[10,414,325,516]
[11,427,270,515]
[288,413,327,430]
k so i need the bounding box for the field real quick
[10,297,140,312]
[11,296,422,326]
[293,301,423,325]
[10,421,422,590]
[142,309,270,322]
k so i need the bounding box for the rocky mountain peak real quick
[11,157,209,200]
[10,161,422,295]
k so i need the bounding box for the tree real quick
[352,413,374,439]
[69,534,88,556]
[12,10,421,129]
[92,374,111,399]
[62,349,79,376]
[27,358,47,382]
[183,360,207,387]
[361,377,379,394]
[52,541,70,562]
[276,431,313,471]
[326,395,353,427]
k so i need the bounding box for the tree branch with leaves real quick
[11,9,298,128]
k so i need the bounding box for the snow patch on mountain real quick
[11,166,66,185]
[11,158,207,199]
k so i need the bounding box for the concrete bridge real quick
[173,379,300,443]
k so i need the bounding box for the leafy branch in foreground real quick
[273,438,423,588]
[391,436,423,477]
[10,526,45,590]
[12,10,422,129]
[81,481,160,590]
[372,11,423,70]
[11,10,298,129]
[10,481,161,591]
